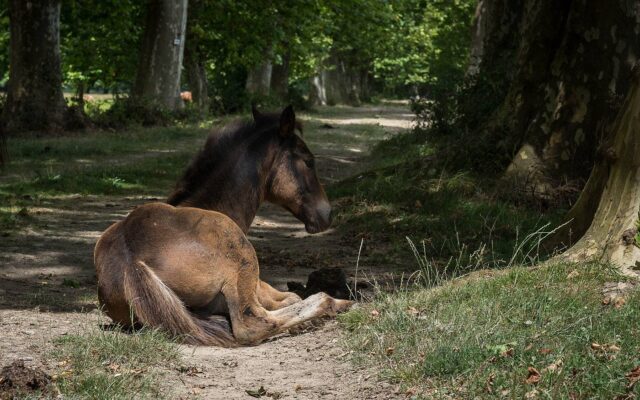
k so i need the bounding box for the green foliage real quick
[0,0,8,85]
[60,0,143,93]
[330,127,564,270]
[372,0,476,92]
[341,262,640,398]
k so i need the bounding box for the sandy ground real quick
[0,103,413,399]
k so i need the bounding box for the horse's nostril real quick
[318,203,332,227]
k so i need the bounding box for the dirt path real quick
[0,103,413,399]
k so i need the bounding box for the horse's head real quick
[258,105,332,234]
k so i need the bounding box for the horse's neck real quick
[177,146,275,233]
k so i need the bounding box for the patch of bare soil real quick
[0,103,413,399]
[0,360,59,399]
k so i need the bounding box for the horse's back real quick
[95,202,257,311]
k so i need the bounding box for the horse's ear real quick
[251,103,262,122]
[279,105,296,137]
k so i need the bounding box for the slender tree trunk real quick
[2,0,66,134]
[132,0,188,111]
[271,50,290,100]
[551,63,640,276]
[245,58,273,98]
[184,46,209,111]
[308,74,327,106]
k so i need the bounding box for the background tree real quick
[551,63,640,275]
[2,0,67,133]
[133,0,188,110]
[428,0,640,196]
[61,0,143,104]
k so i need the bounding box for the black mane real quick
[167,117,275,206]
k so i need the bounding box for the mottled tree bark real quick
[551,63,640,276]
[133,0,188,110]
[503,1,640,193]
[467,0,524,77]
[2,0,66,134]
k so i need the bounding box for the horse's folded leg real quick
[257,280,302,311]
[268,292,354,332]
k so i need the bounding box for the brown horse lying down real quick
[95,106,352,346]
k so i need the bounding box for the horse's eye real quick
[304,158,315,169]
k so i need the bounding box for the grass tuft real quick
[340,262,640,398]
[52,326,180,399]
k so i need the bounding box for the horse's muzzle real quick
[304,201,332,234]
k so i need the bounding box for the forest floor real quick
[0,103,413,399]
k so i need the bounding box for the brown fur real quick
[167,105,325,233]
[96,107,349,346]
[95,203,351,346]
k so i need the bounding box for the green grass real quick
[340,262,640,398]
[52,326,180,399]
[1,125,210,198]
[329,130,565,270]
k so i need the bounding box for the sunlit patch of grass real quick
[52,326,180,399]
[340,262,640,398]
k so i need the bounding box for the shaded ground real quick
[0,103,413,399]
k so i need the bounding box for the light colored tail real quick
[123,260,236,347]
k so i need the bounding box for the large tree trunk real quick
[551,63,640,276]
[501,1,640,195]
[466,0,524,78]
[132,0,188,111]
[2,0,66,134]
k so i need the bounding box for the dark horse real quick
[94,106,352,346]
[167,105,318,233]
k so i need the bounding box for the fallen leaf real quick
[405,387,417,397]
[591,343,603,351]
[524,389,539,399]
[246,386,267,398]
[567,270,580,279]
[608,344,621,352]
[502,348,515,357]
[407,306,420,316]
[385,347,395,356]
[543,359,563,373]
[614,297,626,309]
[370,309,380,318]
[525,367,541,385]
[539,348,552,355]
[485,373,495,394]
[626,366,640,387]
